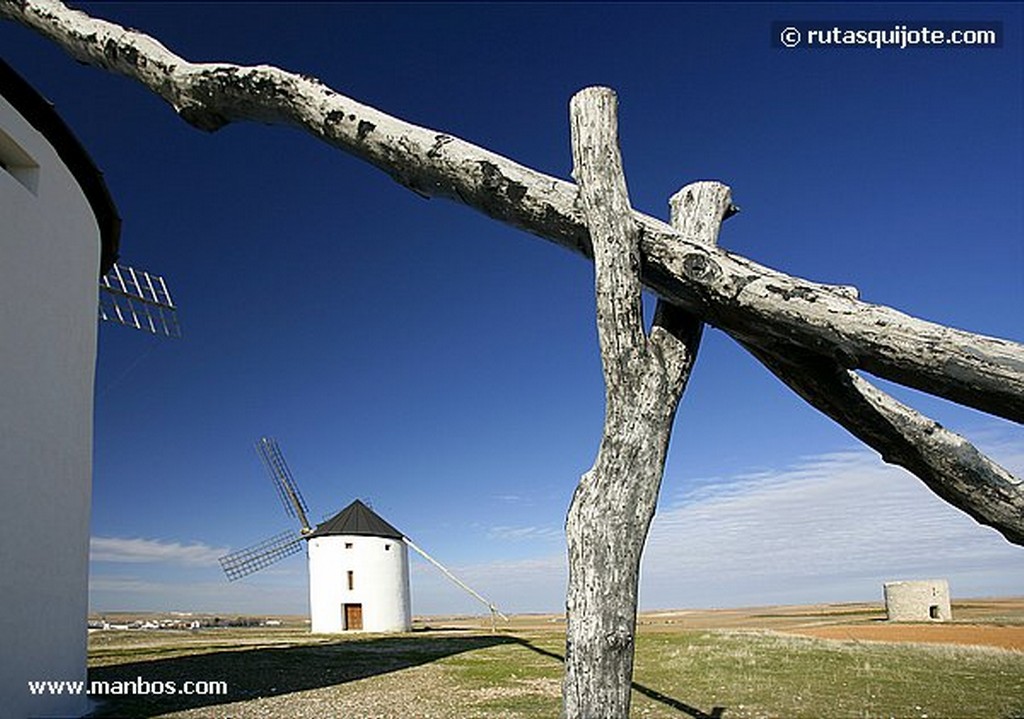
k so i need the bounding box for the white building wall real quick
[884,579,952,622]
[308,535,411,633]
[0,95,100,718]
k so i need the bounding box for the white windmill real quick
[219,437,508,632]
[0,56,180,719]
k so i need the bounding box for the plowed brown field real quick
[788,622,1024,650]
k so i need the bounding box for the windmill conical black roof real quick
[308,499,404,540]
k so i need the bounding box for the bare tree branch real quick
[650,182,734,396]
[4,0,1023,422]
[569,87,646,389]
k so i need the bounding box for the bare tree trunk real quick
[563,87,733,719]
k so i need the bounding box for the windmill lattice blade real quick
[258,439,295,519]
[218,530,303,581]
[256,437,311,528]
[99,263,181,337]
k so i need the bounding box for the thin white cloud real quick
[90,536,229,567]
[413,433,1024,614]
[89,574,306,614]
[641,437,1024,607]
[89,576,169,594]
[487,525,564,542]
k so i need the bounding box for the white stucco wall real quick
[308,535,411,633]
[884,579,952,622]
[0,94,100,719]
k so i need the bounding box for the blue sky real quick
[3,2,1022,616]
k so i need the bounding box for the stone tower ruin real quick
[883,579,952,622]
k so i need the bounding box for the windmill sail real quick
[217,438,314,583]
[218,529,303,582]
[256,437,312,532]
[99,262,180,337]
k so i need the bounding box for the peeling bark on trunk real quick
[3,0,1023,424]
[563,88,733,719]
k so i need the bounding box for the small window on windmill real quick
[0,127,40,194]
[345,542,353,549]
[929,605,940,619]
[385,543,391,551]
[347,570,354,591]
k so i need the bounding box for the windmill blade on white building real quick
[219,530,304,582]
[99,262,180,337]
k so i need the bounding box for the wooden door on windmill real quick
[344,603,363,630]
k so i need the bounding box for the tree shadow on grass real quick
[87,631,726,718]
[510,637,727,719]
[87,633,513,717]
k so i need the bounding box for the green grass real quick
[629,630,1024,718]
[87,627,1024,718]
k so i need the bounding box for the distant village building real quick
[0,60,120,719]
[307,500,412,633]
[884,579,952,622]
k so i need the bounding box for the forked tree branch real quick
[4,0,1023,423]
[565,86,713,719]
[648,182,734,398]
[569,88,647,390]
[660,183,1024,544]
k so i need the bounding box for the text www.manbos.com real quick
[28,677,228,696]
